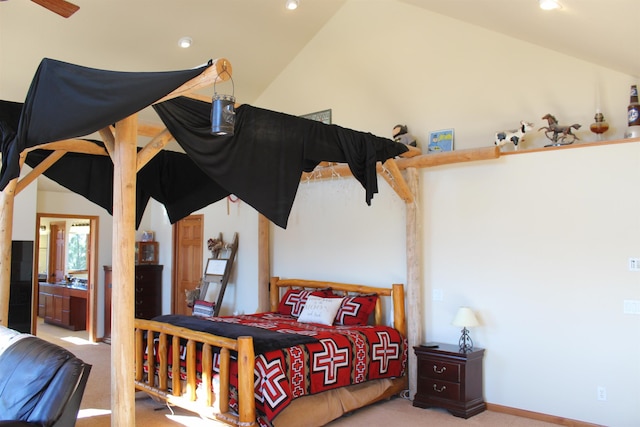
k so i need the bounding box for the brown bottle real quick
[628,85,640,127]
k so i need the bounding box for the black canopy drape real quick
[0,58,211,190]
[153,98,408,228]
[0,58,408,229]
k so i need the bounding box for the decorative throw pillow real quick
[297,296,344,326]
[334,294,378,326]
[278,288,334,317]
[192,300,215,318]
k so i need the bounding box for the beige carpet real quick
[36,321,557,427]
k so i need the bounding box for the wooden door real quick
[172,215,203,315]
[49,221,66,283]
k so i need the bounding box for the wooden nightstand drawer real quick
[418,358,461,383]
[413,343,486,419]
[418,379,460,401]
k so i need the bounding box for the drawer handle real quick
[433,384,447,393]
[433,365,446,374]
[135,287,143,292]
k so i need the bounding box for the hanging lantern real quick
[211,61,235,136]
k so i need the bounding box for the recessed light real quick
[285,0,299,11]
[178,37,193,49]
[539,0,561,10]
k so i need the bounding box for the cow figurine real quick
[495,120,534,150]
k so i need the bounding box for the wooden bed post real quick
[257,214,270,312]
[111,114,138,427]
[405,167,422,399]
[0,177,17,327]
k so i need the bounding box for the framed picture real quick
[301,109,332,124]
[141,230,155,242]
[204,258,227,280]
[428,129,454,153]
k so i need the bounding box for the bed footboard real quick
[134,319,256,426]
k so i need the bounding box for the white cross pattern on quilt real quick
[255,355,288,407]
[312,339,350,385]
[283,291,313,316]
[371,331,400,374]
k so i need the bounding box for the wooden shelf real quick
[500,135,640,156]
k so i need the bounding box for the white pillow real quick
[297,296,344,326]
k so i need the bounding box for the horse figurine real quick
[539,114,581,146]
[495,120,534,151]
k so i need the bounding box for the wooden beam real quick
[111,114,138,427]
[99,127,115,159]
[396,145,500,169]
[24,139,108,156]
[137,122,163,138]
[136,128,174,172]
[15,150,67,196]
[302,146,501,183]
[0,176,17,327]
[405,167,422,399]
[258,214,270,312]
[154,58,232,104]
[377,158,414,203]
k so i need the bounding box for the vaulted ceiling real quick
[1,0,638,192]
[1,0,638,105]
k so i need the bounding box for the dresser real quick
[103,264,163,341]
[413,343,485,418]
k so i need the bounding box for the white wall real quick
[12,167,38,241]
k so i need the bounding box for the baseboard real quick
[486,403,605,427]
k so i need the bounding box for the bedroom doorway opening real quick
[33,213,99,343]
[172,214,204,315]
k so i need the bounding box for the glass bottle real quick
[625,85,640,138]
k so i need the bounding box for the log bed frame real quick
[133,276,407,427]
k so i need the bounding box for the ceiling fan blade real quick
[30,0,79,18]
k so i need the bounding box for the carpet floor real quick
[36,321,557,427]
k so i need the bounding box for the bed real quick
[134,276,408,427]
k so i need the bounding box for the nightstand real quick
[413,343,485,418]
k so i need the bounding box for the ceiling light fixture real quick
[285,0,299,11]
[539,0,561,10]
[178,37,193,48]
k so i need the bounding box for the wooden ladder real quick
[202,232,238,317]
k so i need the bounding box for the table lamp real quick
[452,306,479,352]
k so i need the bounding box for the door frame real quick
[33,213,99,342]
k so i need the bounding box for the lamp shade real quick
[452,307,479,328]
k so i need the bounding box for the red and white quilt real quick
[147,312,407,423]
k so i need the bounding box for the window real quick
[68,223,89,272]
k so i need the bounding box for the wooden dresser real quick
[103,264,163,341]
[413,343,485,418]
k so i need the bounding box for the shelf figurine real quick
[392,124,417,147]
[540,113,581,146]
[494,120,534,151]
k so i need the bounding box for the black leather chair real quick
[0,335,91,427]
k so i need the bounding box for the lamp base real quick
[459,327,474,352]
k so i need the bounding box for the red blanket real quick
[147,312,407,423]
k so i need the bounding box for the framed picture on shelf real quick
[300,109,332,124]
[428,129,454,153]
[141,230,155,242]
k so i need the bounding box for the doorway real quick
[34,213,99,342]
[172,214,203,315]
